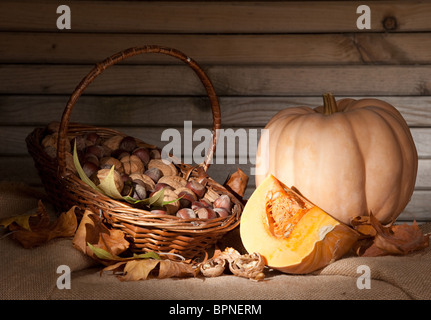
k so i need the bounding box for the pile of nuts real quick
[41,123,233,220]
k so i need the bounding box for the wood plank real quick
[2,125,430,158]
[2,125,430,189]
[1,1,430,33]
[0,156,429,221]
[2,95,431,127]
[2,32,431,65]
[2,65,431,96]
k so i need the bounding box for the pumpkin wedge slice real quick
[240,174,359,274]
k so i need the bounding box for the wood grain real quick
[1,95,431,127]
[0,1,430,222]
[1,1,430,33]
[2,33,431,65]
[0,156,428,221]
[1,65,431,96]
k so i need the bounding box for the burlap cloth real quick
[1,181,430,300]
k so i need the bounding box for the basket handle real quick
[57,45,221,178]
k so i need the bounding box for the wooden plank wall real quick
[0,1,430,222]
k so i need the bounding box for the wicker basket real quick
[26,46,243,259]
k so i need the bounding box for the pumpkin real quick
[240,174,359,274]
[255,93,418,225]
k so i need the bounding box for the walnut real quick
[228,252,266,281]
[120,154,145,175]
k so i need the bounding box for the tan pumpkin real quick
[255,93,418,225]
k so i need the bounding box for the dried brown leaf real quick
[72,210,129,261]
[8,201,78,248]
[352,213,430,257]
[0,212,37,231]
[110,258,196,281]
[224,168,249,199]
[158,259,198,279]
[120,259,160,281]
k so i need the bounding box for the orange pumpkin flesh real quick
[240,174,359,274]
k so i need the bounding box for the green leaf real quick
[73,141,182,207]
[87,242,118,260]
[162,194,184,206]
[123,188,166,206]
[73,141,122,200]
[73,140,101,192]
[133,251,161,260]
[87,242,160,261]
[97,165,124,200]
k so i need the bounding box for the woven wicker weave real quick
[26,46,243,259]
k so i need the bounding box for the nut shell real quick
[148,159,178,176]
[121,154,145,175]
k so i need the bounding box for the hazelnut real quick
[213,195,232,212]
[82,161,99,178]
[46,121,60,133]
[213,207,230,218]
[119,136,137,153]
[176,208,197,219]
[111,149,130,160]
[44,146,57,158]
[120,154,145,175]
[144,167,163,183]
[42,132,71,153]
[196,207,216,220]
[84,153,99,166]
[86,145,105,158]
[70,135,88,153]
[191,200,206,212]
[132,147,150,165]
[132,179,147,200]
[199,198,212,207]
[151,208,168,215]
[185,180,206,199]
[85,132,101,145]
[150,149,161,159]
[153,183,173,193]
[176,188,197,208]
[121,182,134,197]
[121,173,132,184]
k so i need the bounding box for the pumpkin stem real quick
[323,93,338,115]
